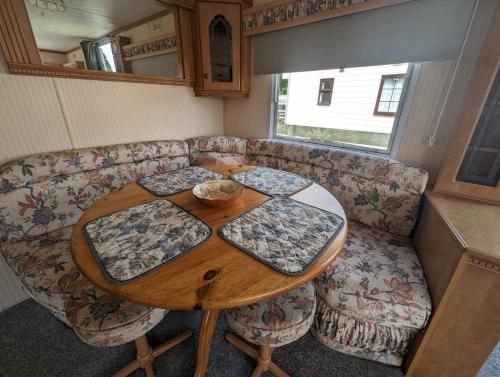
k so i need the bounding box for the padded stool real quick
[224,282,316,377]
[65,280,192,377]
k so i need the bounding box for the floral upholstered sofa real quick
[0,141,190,344]
[192,136,432,366]
[0,135,431,366]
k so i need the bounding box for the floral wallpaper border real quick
[242,0,411,35]
[122,34,177,61]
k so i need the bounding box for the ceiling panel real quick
[25,0,170,52]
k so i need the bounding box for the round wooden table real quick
[71,165,347,377]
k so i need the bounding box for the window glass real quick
[317,78,334,106]
[273,63,410,152]
[375,74,406,115]
[98,43,117,73]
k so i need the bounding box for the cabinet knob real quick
[203,73,209,79]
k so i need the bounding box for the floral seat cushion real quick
[0,226,82,323]
[65,281,166,347]
[225,283,316,348]
[315,221,431,328]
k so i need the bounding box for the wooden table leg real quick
[194,309,220,377]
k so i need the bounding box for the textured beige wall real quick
[224,75,272,139]
[0,75,223,164]
[54,78,223,149]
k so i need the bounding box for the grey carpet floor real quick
[0,299,498,377]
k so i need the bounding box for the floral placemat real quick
[230,167,312,196]
[83,200,212,284]
[137,166,223,196]
[218,196,344,275]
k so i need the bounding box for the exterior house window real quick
[273,64,410,153]
[317,78,334,106]
[374,74,405,115]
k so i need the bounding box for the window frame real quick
[374,74,405,116]
[270,64,413,155]
[317,78,334,106]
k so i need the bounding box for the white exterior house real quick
[284,64,409,134]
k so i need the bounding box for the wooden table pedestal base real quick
[225,333,290,377]
[194,309,220,377]
[113,330,193,377]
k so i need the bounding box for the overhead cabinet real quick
[193,0,251,97]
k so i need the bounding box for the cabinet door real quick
[198,1,241,91]
[435,8,500,203]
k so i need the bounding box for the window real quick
[98,43,117,73]
[273,64,410,153]
[317,78,334,106]
[374,74,405,115]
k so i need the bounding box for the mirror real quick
[3,0,195,85]
[209,15,232,83]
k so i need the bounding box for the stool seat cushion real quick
[225,283,316,347]
[65,282,166,347]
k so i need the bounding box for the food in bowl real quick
[193,180,244,207]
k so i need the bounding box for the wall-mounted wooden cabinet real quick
[435,8,499,204]
[193,0,252,97]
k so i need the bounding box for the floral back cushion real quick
[186,136,247,165]
[0,142,190,243]
[0,140,188,194]
[247,140,428,237]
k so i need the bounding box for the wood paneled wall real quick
[0,50,223,310]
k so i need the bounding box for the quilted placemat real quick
[219,196,344,275]
[137,166,223,196]
[83,200,212,284]
[230,167,312,196]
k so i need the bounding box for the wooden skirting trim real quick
[8,63,194,86]
[242,0,412,36]
[466,255,500,274]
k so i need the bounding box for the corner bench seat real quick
[0,136,431,366]
[190,136,432,366]
[0,140,189,345]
